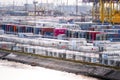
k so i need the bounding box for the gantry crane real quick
[86,0,120,24]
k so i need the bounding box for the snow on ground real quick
[0,60,99,80]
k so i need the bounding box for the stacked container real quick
[54,28,66,37]
[41,27,54,36]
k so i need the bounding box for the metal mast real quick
[76,0,78,15]
[13,0,15,11]
[33,0,38,34]
[25,0,28,11]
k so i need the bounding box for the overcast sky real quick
[0,0,84,6]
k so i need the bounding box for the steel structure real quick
[83,0,120,24]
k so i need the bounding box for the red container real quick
[88,31,101,41]
[41,27,54,35]
[89,27,95,31]
[13,25,17,32]
[54,28,66,36]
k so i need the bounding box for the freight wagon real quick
[66,29,101,42]
[1,38,120,67]
[12,44,99,63]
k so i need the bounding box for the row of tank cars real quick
[0,33,120,67]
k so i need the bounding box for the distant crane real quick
[84,0,120,24]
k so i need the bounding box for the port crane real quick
[83,0,120,24]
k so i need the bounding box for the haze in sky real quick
[0,0,83,6]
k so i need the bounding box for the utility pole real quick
[25,0,28,11]
[46,0,48,10]
[25,0,28,25]
[76,0,78,15]
[13,0,15,11]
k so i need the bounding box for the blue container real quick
[34,28,40,34]
[27,27,34,33]
[112,25,120,29]
[0,24,2,29]
[1,24,6,30]
[19,27,22,32]
[118,30,120,34]
[107,34,120,41]
[73,32,78,38]
[26,27,30,32]
[44,32,53,36]
[65,30,69,37]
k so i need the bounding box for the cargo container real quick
[54,28,66,36]
[112,25,120,29]
[66,29,102,41]
[66,51,77,60]
[55,23,80,30]
[34,28,41,34]
[78,46,99,52]
[0,30,4,35]
[96,33,107,40]
[75,52,85,61]
[1,24,7,32]
[93,40,110,46]
[95,33,120,41]
[41,27,54,36]
[73,31,79,38]
[100,51,120,66]
[66,30,72,38]
[0,42,15,50]
[75,22,93,30]
[66,29,86,38]
[26,26,34,33]
[35,47,47,56]
[75,52,99,63]
[106,33,120,40]
[87,31,101,41]
[91,24,112,31]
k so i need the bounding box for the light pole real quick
[76,0,78,15]
[33,0,38,34]
[13,0,15,11]
[25,0,28,11]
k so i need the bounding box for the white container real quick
[0,30,4,35]
[0,42,15,50]
[78,46,99,52]
[93,40,110,47]
[66,51,76,60]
